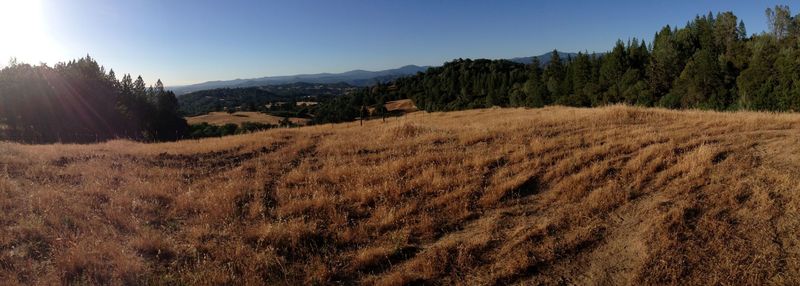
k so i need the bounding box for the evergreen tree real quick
[670,49,727,109]
[133,75,147,98]
[524,57,548,107]
[564,52,592,106]
[737,35,780,110]
[542,50,565,103]
[738,20,747,39]
[599,40,628,104]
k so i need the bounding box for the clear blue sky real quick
[3,0,794,85]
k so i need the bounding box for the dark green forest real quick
[178,82,355,117]
[0,56,187,143]
[314,6,800,123]
[178,87,291,116]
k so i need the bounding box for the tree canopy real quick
[0,56,187,143]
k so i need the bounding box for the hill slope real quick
[1,106,799,284]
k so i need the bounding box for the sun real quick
[0,0,61,65]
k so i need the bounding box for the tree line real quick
[0,56,187,143]
[313,6,800,124]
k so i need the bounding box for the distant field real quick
[385,99,419,113]
[185,111,310,126]
[3,106,800,284]
[368,99,419,116]
[295,101,318,106]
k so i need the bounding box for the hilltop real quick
[2,106,799,284]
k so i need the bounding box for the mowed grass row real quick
[1,105,800,285]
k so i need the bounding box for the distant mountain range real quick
[171,65,429,95]
[170,52,593,95]
[509,52,581,65]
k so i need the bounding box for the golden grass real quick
[2,105,800,285]
[185,111,310,126]
[385,99,419,113]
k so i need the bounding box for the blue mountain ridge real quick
[171,52,596,95]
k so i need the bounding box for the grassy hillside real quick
[185,111,310,126]
[2,106,800,285]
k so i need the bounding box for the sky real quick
[0,0,794,86]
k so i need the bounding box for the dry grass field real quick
[385,99,419,114]
[185,111,310,126]
[3,105,800,285]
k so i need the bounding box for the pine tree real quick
[543,50,565,103]
[566,52,592,106]
[599,40,628,104]
[121,74,133,93]
[524,57,548,107]
[648,26,681,101]
[671,49,727,109]
[107,69,119,89]
[738,20,747,39]
[154,79,165,94]
[133,75,147,98]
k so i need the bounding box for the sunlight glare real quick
[0,0,61,65]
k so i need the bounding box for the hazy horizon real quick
[0,0,790,86]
